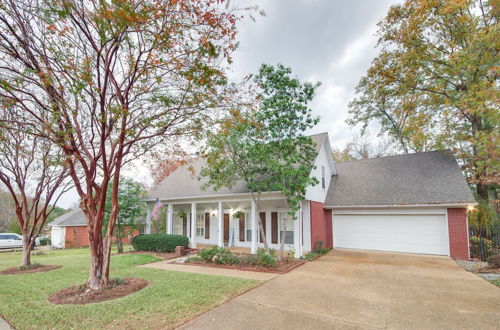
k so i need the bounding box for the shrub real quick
[198,245,222,262]
[257,248,277,267]
[39,237,51,246]
[19,263,43,271]
[241,254,258,265]
[488,255,500,268]
[470,235,496,256]
[198,246,238,265]
[131,234,188,253]
[303,252,319,261]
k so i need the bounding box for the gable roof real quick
[309,132,328,153]
[145,132,331,201]
[325,151,475,207]
[49,209,86,227]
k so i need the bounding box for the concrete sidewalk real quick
[179,250,500,330]
[0,317,12,330]
[139,261,279,281]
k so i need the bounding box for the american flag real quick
[151,198,163,220]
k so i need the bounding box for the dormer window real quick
[321,165,326,189]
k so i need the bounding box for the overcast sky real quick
[57,0,398,209]
[230,0,398,145]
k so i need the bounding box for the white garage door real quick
[333,213,449,255]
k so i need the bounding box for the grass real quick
[491,280,500,288]
[0,247,259,329]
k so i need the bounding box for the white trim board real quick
[325,203,474,209]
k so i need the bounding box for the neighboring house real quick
[145,132,476,259]
[49,209,89,248]
[49,209,140,248]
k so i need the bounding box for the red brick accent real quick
[310,201,333,250]
[64,226,89,248]
[447,208,469,260]
[64,226,139,248]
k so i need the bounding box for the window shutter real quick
[239,214,245,242]
[205,213,210,239]
[271,212,278,244]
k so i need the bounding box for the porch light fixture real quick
[467,204,475,213]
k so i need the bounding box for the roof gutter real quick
[142,191,283,202]
[323,202,477,209]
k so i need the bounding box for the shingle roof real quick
[49,209,86,227]
[146,132,330,200]
[145,157,251,200]
[309,132,328,153]
[325,151,475,207]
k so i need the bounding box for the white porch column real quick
[294,205,303,258]
[166,204,173,234]
[190,203,197,248]
[251,200,257,254]
[217,202,224,247]
[145,204,152,234]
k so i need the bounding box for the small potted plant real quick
[178,210,187,220]
[232,210,244,219]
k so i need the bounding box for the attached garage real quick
[324,151,476,260]
[333,209,450,256]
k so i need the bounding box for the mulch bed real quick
[478,267,500,274]
[184,258,306,274]
[0,264,61,275]
[112,250,177,260]
[48,278,149,305]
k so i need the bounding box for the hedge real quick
[131,234,189,253]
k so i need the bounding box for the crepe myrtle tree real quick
[0,111,71,266]
[0,0,248,289]
[201,64,319,259]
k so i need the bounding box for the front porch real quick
[145,195,311,257]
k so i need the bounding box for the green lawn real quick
[491,279,500,288]
[0,247,259,329]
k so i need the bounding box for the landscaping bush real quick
[39,237,51,246]
[488,254,500,268]
[303,252,320,261]
[470,235,496,257]
[313,240,331,255]
[131,234,188,253]
[198,246,238,265]
[256,248,277,267]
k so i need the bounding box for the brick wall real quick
[64,226,89,248]
[64,226,139,248]
[310,201,333,250]
[447,208,469,260]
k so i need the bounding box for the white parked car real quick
[0,233,23,249]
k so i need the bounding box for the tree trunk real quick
[88,233,107,290]
[258,217,269,251]
[278,220,287,261]
[251,193,270,251]
[117,239,123,253]
[476,183,489,201]
[21,233,31,266]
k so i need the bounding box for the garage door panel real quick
[333,214,449,256]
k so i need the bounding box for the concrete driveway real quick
[180,249,500,330]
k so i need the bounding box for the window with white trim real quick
[279,212,294,244]
[245,213,252,242]
[321,165,326,189]
[196,214,204,237]
[174,214,183,235]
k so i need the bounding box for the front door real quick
[224,214,230,243]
